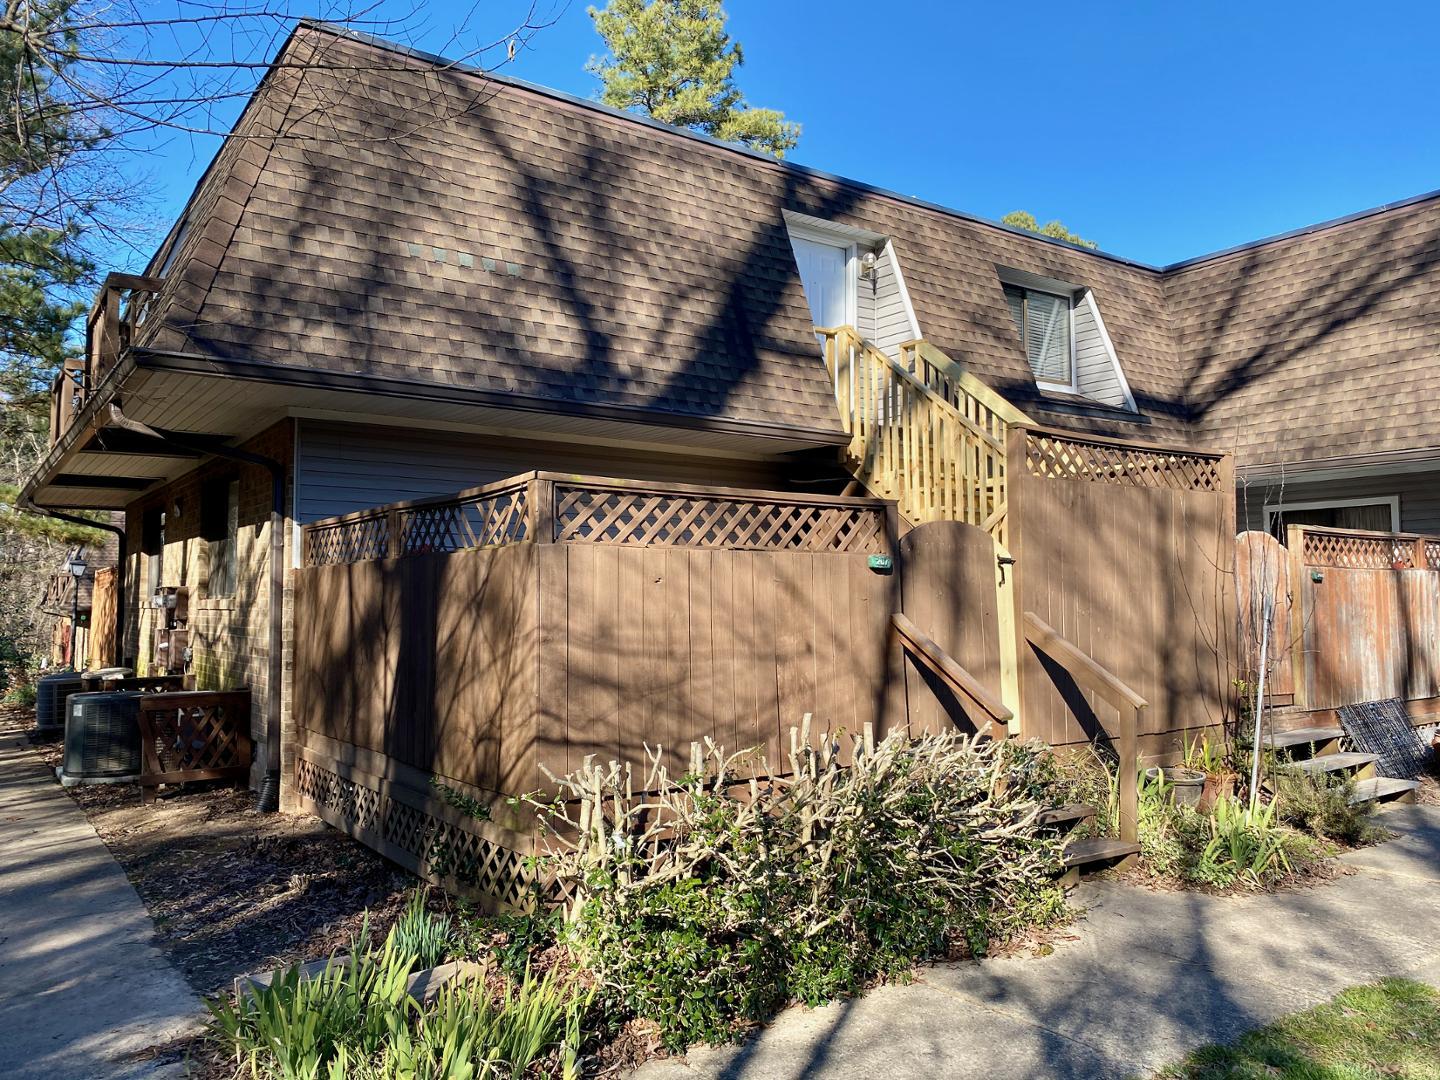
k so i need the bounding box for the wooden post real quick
[529,477,555,543]
[1285,524,1308,710]
[386,507,403,559]
[1118,703,1142,844]
[1415,536,1427,570]
[999,428,1029,736]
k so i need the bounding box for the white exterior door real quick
[791,235,853,330]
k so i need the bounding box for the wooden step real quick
[1263,726,1344,752]
[1348,777,1421,805]
[1288,752,1378,775]
[1038,803,1095,828]
[1062,837,1141,868]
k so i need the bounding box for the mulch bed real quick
[0,704,413,999]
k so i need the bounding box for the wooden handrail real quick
[893,613,1013,731]
[902,339,1035,428]
[1023,611,1143,844]
[818,326,1014,542]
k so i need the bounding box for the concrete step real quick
[1038,803,1095,829]
[1349,777,1422,806]
[1263,726,1344,753]
[1288,752,1378,776]
[1062,837,1140,868]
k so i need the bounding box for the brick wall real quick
[121,420,295,794]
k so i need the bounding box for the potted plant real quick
[1182,731,1239,812]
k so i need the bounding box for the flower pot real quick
[1199,771,1238,813]
[1145,766,1206,808]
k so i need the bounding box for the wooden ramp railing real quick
[818,327,1030,545]
[1023,612,1144,844]
[892,612,1013,737]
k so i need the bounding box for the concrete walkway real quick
[637,803,1440,1080]
[0,730,201,1079]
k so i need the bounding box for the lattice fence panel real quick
[399,489,529,555]
[138,692,252,802]
[1302,532,1411,569]
[295,756,534,909]
[305,514,389,566]
[553,487,886,552]
[1025,433,1223,491]
[1426,541,1440,571]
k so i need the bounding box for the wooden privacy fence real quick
[1236,524,1440,712]
[86,567,118,669]
[293,473,902,905]
[138,690,252,803]
[1008,426,1235,757]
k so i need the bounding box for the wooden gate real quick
[1234,531,1295,703]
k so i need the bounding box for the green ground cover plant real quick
[206,918,586,1079]
[523,725,1070,1050]
[1154,978,1440,1079]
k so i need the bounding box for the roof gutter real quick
[105,403,286,813]
[17,498,127,669]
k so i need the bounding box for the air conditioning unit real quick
[35,671,86,734]
[61,691,144,784]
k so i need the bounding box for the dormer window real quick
[1003,283,1074,389]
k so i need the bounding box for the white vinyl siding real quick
[1072,292,1132,409]
[866,245,916,357]
[1004,284,1073,386]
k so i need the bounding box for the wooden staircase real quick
[817,327,1031,545]
[1262,727,1421,805]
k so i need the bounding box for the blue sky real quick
[136,0,1440,268]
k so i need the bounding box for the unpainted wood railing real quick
[1023,611,1144,844]
[817,326,1030,545]
[892,612,1013,737]
[49,273,163,446]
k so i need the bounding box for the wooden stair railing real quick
[818,326,1027,545]
[1023,612,1144,845]
[892,613,1013,737]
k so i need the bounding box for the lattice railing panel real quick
[399,489,529,555]
[1426,542,1440,571]
[1303,531,1414,569]
[553,487,885,553]
[295,755,534,909]
[305,513,389,566]
[1025,432,1223,492]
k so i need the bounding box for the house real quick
[37,526,122,669]
[17,23,1439,827]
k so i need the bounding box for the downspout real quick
[105,404,286,812]
[20,502,127,669]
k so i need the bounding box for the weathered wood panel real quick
[899,522,1004,735]
[1009,428,1236,755]
[1293,525,1440,710]
[1234,531,1295,701]
[87,567,118,669]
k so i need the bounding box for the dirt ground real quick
[0,704,414,999]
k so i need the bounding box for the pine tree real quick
[588,0,800,158]
[1002,210,1097,250]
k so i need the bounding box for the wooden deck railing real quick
[818,326,1026,544]
[49,273,163,446]
[302,472,894,567]
[892,612,1013,736]
[1023,612,1144,843]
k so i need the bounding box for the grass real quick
[1155,978,1440,1079]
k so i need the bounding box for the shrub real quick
[525,725,1068,1050]
[1188,796,1309,889]
[1271,767,1382,847]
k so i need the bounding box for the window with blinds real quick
[1003,283,1074,387]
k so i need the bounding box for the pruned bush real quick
[1271,767,1382,846]
[525,724,1068,1050]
